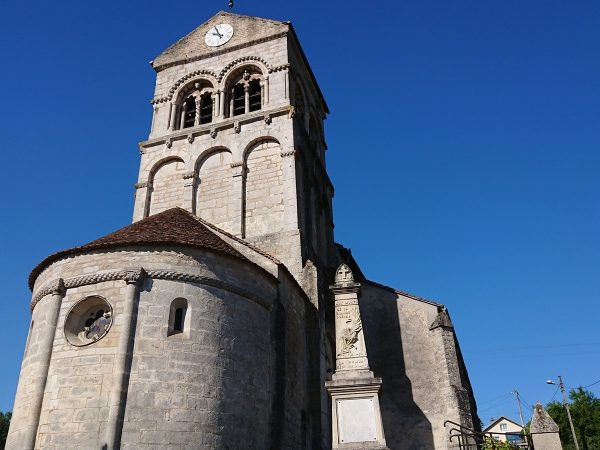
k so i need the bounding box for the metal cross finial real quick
[229,0,234,10]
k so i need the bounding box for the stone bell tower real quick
[133,11,335,288]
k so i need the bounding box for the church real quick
[6,11,479,450]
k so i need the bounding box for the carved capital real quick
[134,181,150,189]
[230,161,246,177]
[51,278,66,296]
[123,268,147,285]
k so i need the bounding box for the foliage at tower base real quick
[481,436,520,450]
[547,388,600,450]
[0,412,12,450]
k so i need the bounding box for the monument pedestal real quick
[326,264,389,450]
[326,376,389,450]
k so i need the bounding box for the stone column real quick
[325,265,388,450]
[244,85,250,114]
[264,76,269,105]
[168,103,176,131]
[219,90,226,119]
[230,162,246,237]
[12,279,66,450]
[180,101,187,129]
[213,91,219,120]
[194,97,201,126]
[104,269,145,450]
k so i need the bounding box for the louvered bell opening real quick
[248,80,261,112]
[182,97,196,128]
[199,94,213,124]
[232,84,245,116]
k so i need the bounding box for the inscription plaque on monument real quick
[337,398,378,443]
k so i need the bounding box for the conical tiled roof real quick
[29,208,247,289]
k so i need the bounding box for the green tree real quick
[0,411,11,450]
[546,388,600,450]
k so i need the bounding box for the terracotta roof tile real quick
[29,208,247,290]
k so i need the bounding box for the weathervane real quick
[229,0,234,10]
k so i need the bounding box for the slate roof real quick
[29,208,248,289]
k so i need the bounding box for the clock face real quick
[205,23,234,47]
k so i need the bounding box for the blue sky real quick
[0,0,598,427]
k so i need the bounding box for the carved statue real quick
[338,315,362,356]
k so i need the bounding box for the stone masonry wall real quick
[244,139,284,238]
[10,245,280,449]
[122,280,271,449]
[360,282,467,450]
[196,150,234,233]
[7,296,62,448]
[34,280,123,449]
[148,159,187,215]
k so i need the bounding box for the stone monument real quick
[325,264,389,449]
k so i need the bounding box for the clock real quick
[205,24,234,47]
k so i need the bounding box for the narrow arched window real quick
[232,84,245,116]
[168,298,189,337]
[173,307,184,332]
[199,93,213,124]
[248,79,262,112]
[182,96,196,128]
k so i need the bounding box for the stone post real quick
[14,279,65,450]
[182,171,196,214]
[104,268,145,450]
[132,181,151,222]
[280,149,299,232]
[530,403,563,450]
[325,265,388,450]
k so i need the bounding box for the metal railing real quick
[445,420,532,450]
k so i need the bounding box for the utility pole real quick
[548,376,580,450]
[512,390,532,449]
[512,390,526,427]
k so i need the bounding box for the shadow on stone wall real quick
[361,288,435,450]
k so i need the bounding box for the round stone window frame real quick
[64,295,114,347]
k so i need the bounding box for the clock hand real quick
[212,26,223,38]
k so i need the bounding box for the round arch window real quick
[64,296,113,347]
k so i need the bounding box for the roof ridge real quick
[191,214,282,264]
[363,279,444,308]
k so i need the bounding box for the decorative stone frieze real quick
[280,150,296,158]
[31,268,269,311]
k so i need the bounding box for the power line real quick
[479,392,513,406]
